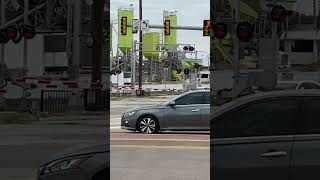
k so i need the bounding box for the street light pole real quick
[138,0,143,94]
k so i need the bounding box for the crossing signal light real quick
[194,63,201,69]
[236,21,254,42]
[164,20,170,35]
[121,17,127,35]
[8,25,22,44]
[214,22,227,40]
[22,25,36,39]
[271,5,289,22]
[176,69,182,74]
[203,20,211,36]
[0,29,10,44]
[184,69,190,75]
[183,46,195,52]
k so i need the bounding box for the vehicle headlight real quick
[123,111,135,117]
[39,156,91,175]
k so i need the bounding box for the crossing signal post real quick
[121,16,127,35]
[203,20,211,36]
[164,20,170,35]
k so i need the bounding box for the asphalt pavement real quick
[111,145,210,180]
[0,119,107,180]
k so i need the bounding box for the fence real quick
[41,89,108,113]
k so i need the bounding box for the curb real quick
[40,115,107,121]
[110,139,209,147]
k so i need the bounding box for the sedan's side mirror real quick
[168,101,176,107]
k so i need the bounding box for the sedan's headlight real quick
[123,111,135,117]
[39,156,91,175]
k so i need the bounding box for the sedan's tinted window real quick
[213,99,298,138]
[175,92,205,105]
[300,99,320,134]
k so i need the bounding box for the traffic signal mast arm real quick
[127,24,204,30]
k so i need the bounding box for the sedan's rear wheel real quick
[137,116,159,134]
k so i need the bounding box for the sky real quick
[110,0,210,65]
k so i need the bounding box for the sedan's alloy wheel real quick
[139,118,156,134]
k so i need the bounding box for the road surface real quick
[111,145,210,180]
[0,119,107,180]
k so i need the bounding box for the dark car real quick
[37,143,109,180]
[121,90,210,134]
[211,90,320,180]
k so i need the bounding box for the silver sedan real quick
[121,90,210,134]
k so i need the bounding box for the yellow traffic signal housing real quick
[121,17,127,35]
[164,20,170,35]
[203,20,211,36]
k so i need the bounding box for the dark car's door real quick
[291,98,320,180]
[164,92,203,130]
[199,91,210,130]
[212,98,299,180]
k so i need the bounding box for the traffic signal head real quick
[164,20,170,35]
[203,20,211,36]
[214,22,227,40]
[121,17,127,35]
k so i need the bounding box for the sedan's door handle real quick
[260,151,287,158]
[191,109,200,112]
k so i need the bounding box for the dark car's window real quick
[175,92,207,105]
[299,82,320,89]
[213,99,298,138]
[300,99,320,134]
[309,83,320,89]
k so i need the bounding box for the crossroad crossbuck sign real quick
[141,20,149,31]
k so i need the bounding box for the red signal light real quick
[236,21,254,42]
[214,22,227,40]
[0,29,10,44]
[22,25,36,39]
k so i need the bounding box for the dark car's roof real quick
[213,90,320,117]
[234,90,320,102]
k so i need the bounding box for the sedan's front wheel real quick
[137,116,159,134]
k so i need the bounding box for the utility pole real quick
[91,0,104,83]
[71,0,81,80]
[0,0,6,110]
[138,0,143,94]
[19,0,29,112]
[131,40,137,90]
[0,0,5,65]
[232,0,240,97]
